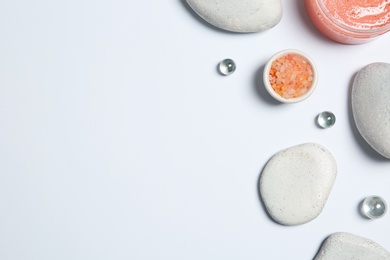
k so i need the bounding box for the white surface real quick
[0,0,389,259]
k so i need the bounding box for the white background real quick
[1,0,390,259]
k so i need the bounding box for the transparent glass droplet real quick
[317,111,336,128]
[361,196,387,219]
[218,59,236,76]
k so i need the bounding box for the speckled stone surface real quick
[185,0,283,33]
[259,143,337,226]
[352,62,390,159]
[315,232,390,260]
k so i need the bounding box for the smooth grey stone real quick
[315,232,390,260]
[259,143,337,225]
[352,62,390,159]
[186,0,283,33]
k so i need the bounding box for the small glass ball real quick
[218,59,236,76]
[317,111,336,128]
[361,196,387,219]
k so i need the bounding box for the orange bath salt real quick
[269,54,313,99]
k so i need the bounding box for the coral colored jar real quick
[305,0,390,44]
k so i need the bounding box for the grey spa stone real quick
[315,232,390,260]
[186,0,283,33]
[259,143,337,226]
[352,62,390,159]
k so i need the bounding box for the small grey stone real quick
[259,143,337,226]
[315,232,390,260]
[352,62,390,158]
[186,0,283,33]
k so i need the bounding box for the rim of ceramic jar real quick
[316,0,390,36]
[263,49,318,104]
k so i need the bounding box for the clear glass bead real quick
[218,59,236,76]
[317,111,336,128]
[361,196,387,219]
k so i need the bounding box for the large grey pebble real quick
[352,62,390,159]
[315,232,390,260]
[186,0,283,33]
[259,143,337,225]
